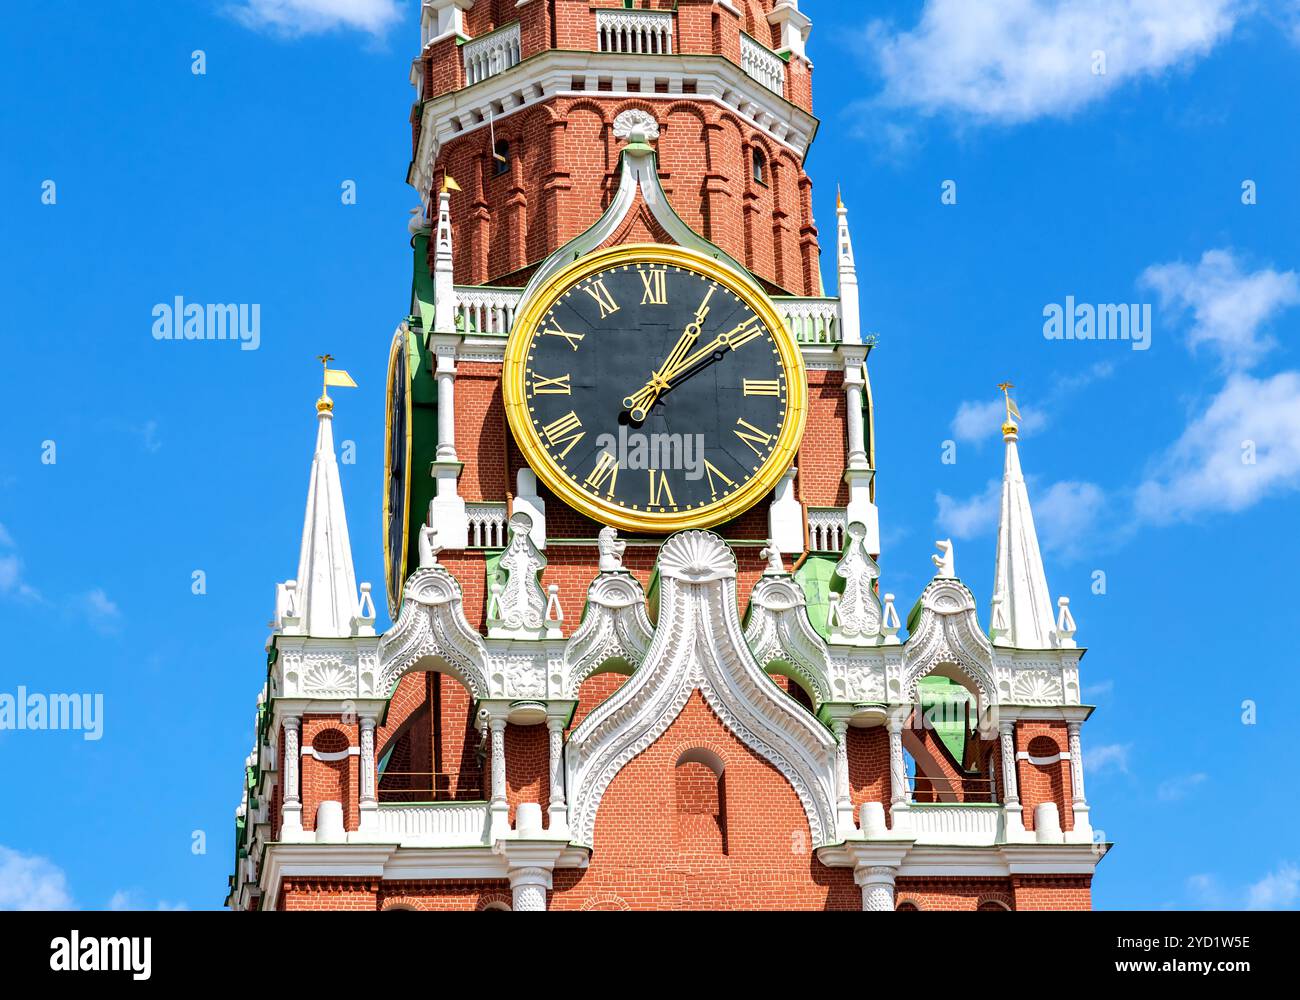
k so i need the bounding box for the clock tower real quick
[229,0,1110,912]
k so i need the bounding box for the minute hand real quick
[657,317,765,385]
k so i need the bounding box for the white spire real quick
[992,396,1057,649]
[291,394,361,638]
[835,191,861,345]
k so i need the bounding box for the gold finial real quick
[997,381,1020,437]
[441,175,461,194]
[836,186,844,211]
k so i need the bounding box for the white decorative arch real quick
[565,532,838,849]
[377,567,490,701]
[901,577,996,708]
[744,574,832,708]
[563,571,654,698]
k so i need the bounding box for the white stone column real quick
[281,716,304,839]
[839,345,879,555]
[887,714,911,832]
[999,720,1027,840]
[832,718,854,837]
[508,866,552,912]
[1067,721,1093,842]
[547,716,568,835]
[856,865,897,912]
[843,364,868,470]
[428,329,468,548]
[358,715,378,832]
[489,716,510,840]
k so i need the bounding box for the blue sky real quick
[1,0,1297,910]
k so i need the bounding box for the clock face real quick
[504,245,806,533]
[383,331,412,615]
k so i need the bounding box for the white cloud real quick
[1033,480,1108,557]
[0,525,42,603]
[0,847,74,910]
[1136,371,1300,522]
[867,0,1243,124]
[1085,742,1131,776]
[1085,679,1114,698]
[81,588,122,634]
[229,0,404,38]
[1141,249,1300,370]
[951,399,1046,445]
[935,481,1000,540]
[109,890,188,912]
[1247,863,1300,910]
[1157,772,1208,802]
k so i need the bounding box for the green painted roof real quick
[919,676,973,762]
[795,554,838,641]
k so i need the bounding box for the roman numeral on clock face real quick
[584,451,620,497]
[702,460,736,500]
[726,318,766,350]
[648,469,677,509]
[584,279,620,319]
[743,379,781,397]
[542,411,585,459]
[734,418,775,457]
[543,326,584,351]
[639,268,668,306]
[531,372,571,395]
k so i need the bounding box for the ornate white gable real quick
[901,576,996,708]
[377,566,491,701]
[565,532,838,849]
[744,572,832,709]
[563,571,654,699]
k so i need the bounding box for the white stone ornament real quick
[598,526,627,573]
[902,577,994,707]
[744,572,831,709]
[418,524,442,568]
[760,541,786,576]
[827,521,883,644]
[932,538,955,578]
[1056,596,1077,648]
[563,570,653,699]
[612,108,660,143]
[488,512,549,640]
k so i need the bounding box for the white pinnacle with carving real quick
[291,401,362,638]
[993,419,1057,649]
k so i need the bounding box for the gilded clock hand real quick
[623,287,717,421]
[656,315,765,386]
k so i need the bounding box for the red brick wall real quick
[1016,722,1073,832]
[548,691,859,910]
[299,717,358,832]
[1011,875,1093,911]
[895,878,1015,911]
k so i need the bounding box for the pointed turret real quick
[286,366,369,639]
[992,387,1058,649]
[835,189,862,346]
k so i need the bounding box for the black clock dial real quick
[384,333,411,614]
[522,262,790,517]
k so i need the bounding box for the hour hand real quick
[623,305,711,420]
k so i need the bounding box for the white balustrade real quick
[908,804,1002,847]
[456,286,521,336]
[808,508,847,553]
[466,502,508,549]
[597,9,674,55]
[463,22,521,86]
[777,297,842,344]
[740,33,786,97]
[374,803,491,847]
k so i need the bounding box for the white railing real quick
[740,33,786,97]
[908,804,1003,847]
[597,9,674,54]
[374,802,490,848]
[463,22,521,86]
[456,286,520,336]
[777,297,842,344]
[466,502,508,549]
[808,508,847,553]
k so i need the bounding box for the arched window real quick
[493,139,511,176]
[752,146,767,185]
[674,748,728,855]
[896,900,920,911]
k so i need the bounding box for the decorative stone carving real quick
[598,526,626,573]
[932,538,955,578]
[418,524,442,569]
[563,570,653,699]
[902,577,995,707]
[377,565,490,700]
[566,531,838,849]
[744,573,831,708]
[488,512,549,640]
[1056,596,1078,648]
[827,521,882,645]
[1008,669,1065,705]
[761,541,786,576]
[301,659,355,698]
[612,108,660,143]
[881,594,901,645]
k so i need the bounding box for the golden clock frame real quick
[503,243,808,534]
[382,328,414,614]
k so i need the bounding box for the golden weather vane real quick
[316,354,357,411]
[997,381,1021,433]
